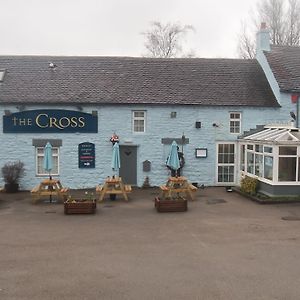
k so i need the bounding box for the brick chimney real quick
[256,22,270,52]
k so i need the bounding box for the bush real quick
[240,176,258,195]
[2,161,25,185]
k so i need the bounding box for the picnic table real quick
[31,179,69,203]
[96,176,132,202]
[160,176,197,200]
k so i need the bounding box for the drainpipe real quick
[297,98,299,128]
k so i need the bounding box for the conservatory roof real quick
[239,126,300,144]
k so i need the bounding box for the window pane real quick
[278,157,296,181]
[134,120,144,132]
[279,146,297,155]
[218,166,234,182]
[240,145,245,171]
[247,144,253,150]
[247,152,254,174]
[218,144,234,163]
[264,156,273,180]
[255,145,263,153]
[134,111,144,118]
[255,154,263,177]
[264,146,273,153]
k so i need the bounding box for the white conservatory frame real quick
[238,126,300,186]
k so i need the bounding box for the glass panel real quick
[279,146,297,155]
[247,144,253,150]
[134,111,144,118]
[264,146,273,153]
[278,157,296,181]
[230,121,240,133]
[264,156,273,180]
[240,145,245,171]
[255,154,263,177]
[134,120,144,132]
[218,166,234,183]
[218,144,234,163]
[255,145,263,153]
[230,113,240,119]
[247,152,254,174]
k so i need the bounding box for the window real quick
[132,111,146,133]
[278,146,297,181]
[240,145,245,171]
[229,112,241,134]
[0,70,5,82]
[264,156,273,180]
[217,143,235,183]
[36,147,59,176]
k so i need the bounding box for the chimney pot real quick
[260,22,267,30]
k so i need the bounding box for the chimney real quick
[256,22,270,52]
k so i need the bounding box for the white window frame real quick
[229,112,241,134]
[216,142,236,184]
[132,110,146,133]
[36,147,60,176]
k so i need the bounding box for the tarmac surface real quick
[1,187,300,300]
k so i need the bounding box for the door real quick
[119,145,137,185]
[216,143,236,184]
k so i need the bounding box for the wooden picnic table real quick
[96,176,132,202]
[160,176,197,201]
[31,179,69,203]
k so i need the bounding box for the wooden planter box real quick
[155,197,187,212]
[64,199,96,214]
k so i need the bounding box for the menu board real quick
[78,142,95,168]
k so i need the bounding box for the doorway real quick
[119,145,137,185]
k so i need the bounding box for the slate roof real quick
[0,56,278,107]
[265,45,300,92]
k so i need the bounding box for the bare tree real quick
[238,0,300,58]
[142,21,195,58]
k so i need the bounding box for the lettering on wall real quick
[3,110,98,133]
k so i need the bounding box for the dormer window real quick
[0,69,6,82]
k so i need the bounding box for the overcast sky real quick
[0,0,258,58]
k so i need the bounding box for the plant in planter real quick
[2,161,25,193]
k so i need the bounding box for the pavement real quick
[1,187,300,300]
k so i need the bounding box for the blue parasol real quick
[111,142,121,174]
[43,142,54,202]
[166,141,180,171]
[43,142,53,179]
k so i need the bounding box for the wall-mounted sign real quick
[3,110,98,133]
[78,142,95,168]
[195,148,207,158]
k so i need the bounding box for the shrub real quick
[2,161,25,185]
[240,176,258,195]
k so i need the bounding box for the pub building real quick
[0,25,300,195]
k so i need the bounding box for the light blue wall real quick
[0,100,295,190]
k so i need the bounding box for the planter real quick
[5,183,19,193]
[64,199,96,214]
[155,197,187,212]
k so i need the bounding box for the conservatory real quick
[238,126,300,196]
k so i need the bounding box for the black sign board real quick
[78,142,95,168]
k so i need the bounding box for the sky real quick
[0,0,258,58]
